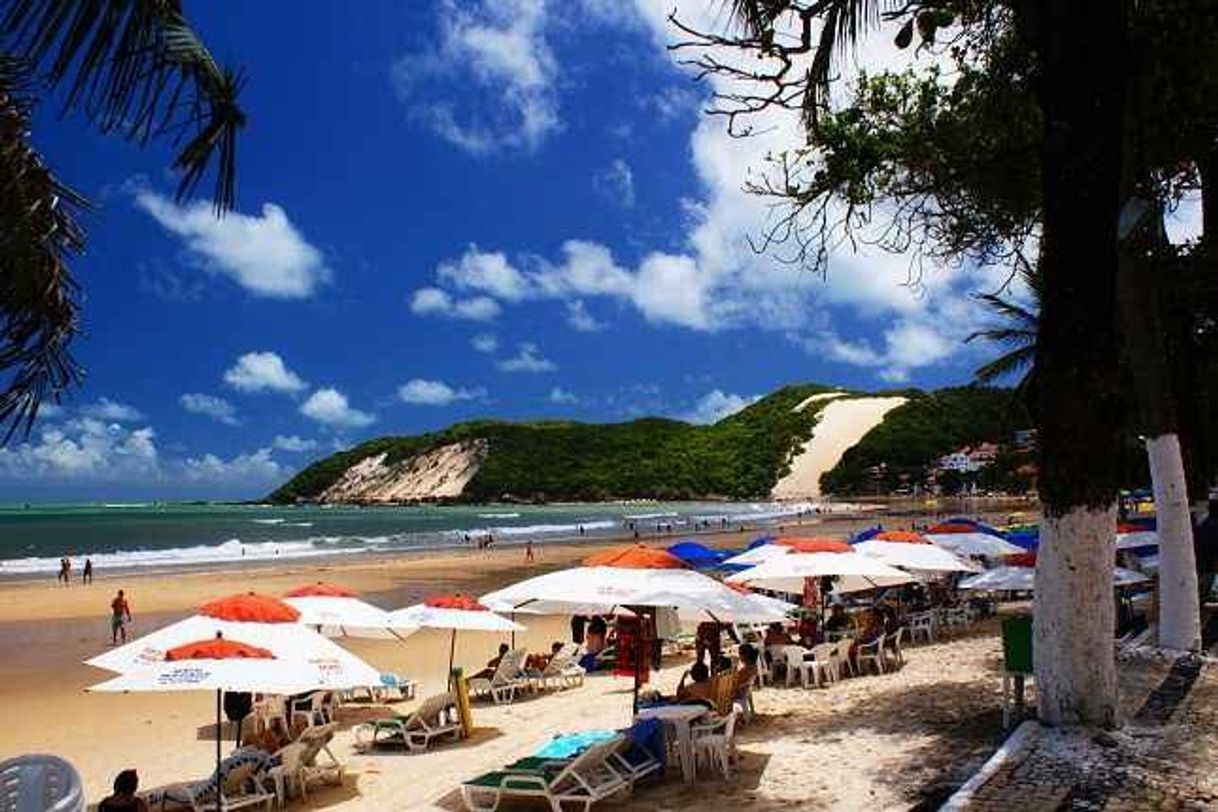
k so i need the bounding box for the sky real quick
[0,1,1201,502]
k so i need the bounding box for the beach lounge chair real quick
[161,748,274,812]
[459,736,629,812]
[295,724,343,794]
[0,754,85,812]
[529,647,586,691]
[856,634,886,676]
[691,710,738,779]
[468,649,529,705]
[354,693,462,752]
[608,720,664,789]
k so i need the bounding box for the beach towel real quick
[533,730,617,760]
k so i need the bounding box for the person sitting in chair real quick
[98,769,149,812]
[675,661,715,706]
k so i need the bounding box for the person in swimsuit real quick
[82,558,93,584]
[98,769,149,812]
[111,590,132,644]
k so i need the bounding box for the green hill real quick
[267,384,1029,504]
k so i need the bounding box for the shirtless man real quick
[110,590,132,644]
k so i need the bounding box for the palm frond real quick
[0,54,86,441]
[971,345,1034,384]
[1,0,246,211]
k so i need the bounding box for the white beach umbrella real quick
[89,634,331,812]
[959,566,1149,591]
[386,595,524,687]
[924,532,1025,558]
[1115,531,1158,550]
[283,582,413,639]
[854,531,980,573]
[479,549,789,624]
[726,551,913,594]
[86,593,382,689]
[722,544,792,567]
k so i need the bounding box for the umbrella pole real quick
[447,629,457,691]
[215,689,222,812]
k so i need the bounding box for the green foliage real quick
[819,386,1029,494]
[268,384,843,504]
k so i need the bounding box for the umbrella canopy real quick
[853,532,979,573]
[960,566,1149,591]
[200,592,301,623]
[932,517,1005,536]
[925,532,1026,557]
[666,540,728,569]
[721,544,792,567]
[283,582,409,639]
[87,595,382,689]
[724,583,798,618]
[386,595,524,632]
[480,544,788,623]
[726,551,913,594]
[775,537,853,553]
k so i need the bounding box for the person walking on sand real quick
[110,589,132,644]
[525,540,535,563]
[82,557,93,584]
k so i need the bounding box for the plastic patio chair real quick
[0,754,85,812]
[856,634,886,676]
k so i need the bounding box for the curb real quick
[939,719,1040,811]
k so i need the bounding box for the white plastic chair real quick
[808,643,838,685]
[831,637,855,677]
[856,634,886,675]
[884,627,906,669]
[691,710,739,779]
[908,611,936,644]
[289,692,327,730]
[782,646,817,688]
[0,755,84,812]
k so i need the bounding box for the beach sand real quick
[0,515,1014,810]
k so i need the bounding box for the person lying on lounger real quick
[98,769,149,812]
[472,643,510,680]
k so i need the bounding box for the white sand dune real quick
[320,440,487,502]
[772,396,908,499]
[791,390,846,412]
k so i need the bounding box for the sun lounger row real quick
[460,720,664,812]
[468,645,586,705]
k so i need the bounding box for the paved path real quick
[946,651,1218,811]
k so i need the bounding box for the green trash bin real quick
[1002,615,1033,674]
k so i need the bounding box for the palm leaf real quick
[971,345,1034,384]
[1,0,246,211]
[0,54,86,440]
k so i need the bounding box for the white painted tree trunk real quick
[1147,434,1201,650]
[1034,505,1118,727]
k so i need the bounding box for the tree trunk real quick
[1147,434,1202,648]
[1022,0,1127,727]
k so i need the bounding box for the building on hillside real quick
[936,442,999,473]
[1013,429,1038,452]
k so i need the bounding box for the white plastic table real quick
[635,704,708,783]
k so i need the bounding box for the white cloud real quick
[471,333,500,353]
[300,388,376,429]
[680,390,759,425]
[409,287,502,321]
[179,393,238,426]
[273,435,318,453]
[439,249,530,301]
[223,352,308,394]
[497,342,557,373]
[0,418,159,480]
[136,192,329,298]
[392,0,559,154]
[79,398,144,423]
[549,387,579,405]
[565,301,605,332]
[398,378,485,406]
[180,447,284,485]
[593,159,636,208]
[795,318,962,382]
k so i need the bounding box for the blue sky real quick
[0,1,1060,501]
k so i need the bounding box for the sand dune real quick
[772,396,907,499]
[320,440,487,502]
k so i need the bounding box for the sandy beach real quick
[0,513,1017,810]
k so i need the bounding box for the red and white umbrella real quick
[387,595,523,687]
[89,634,323,812]
[283,582,412,639]
[480,545,789,623]
[87,592,381,689]
[922,524,1025,557]
[854,531,979,573]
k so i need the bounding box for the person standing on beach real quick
[110,590,132,644]
[525,540,535,563]
[82,558,93,584]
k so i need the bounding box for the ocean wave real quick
[0,537,364,575]
[478,512,520,519]
[250,518,285,525]
[487,520,616,537]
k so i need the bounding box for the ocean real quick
[0,500,822,577]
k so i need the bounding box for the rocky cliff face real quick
[318,439,488,503]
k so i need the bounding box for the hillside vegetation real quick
[269,384,845,503]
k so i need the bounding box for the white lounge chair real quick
[468,649,529,705]
[529,649,586,691]
[295,724,343,794]
[0,754,84,812]
[161,748,274,812]
[460,736,629,812]
[355,693,462,752]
